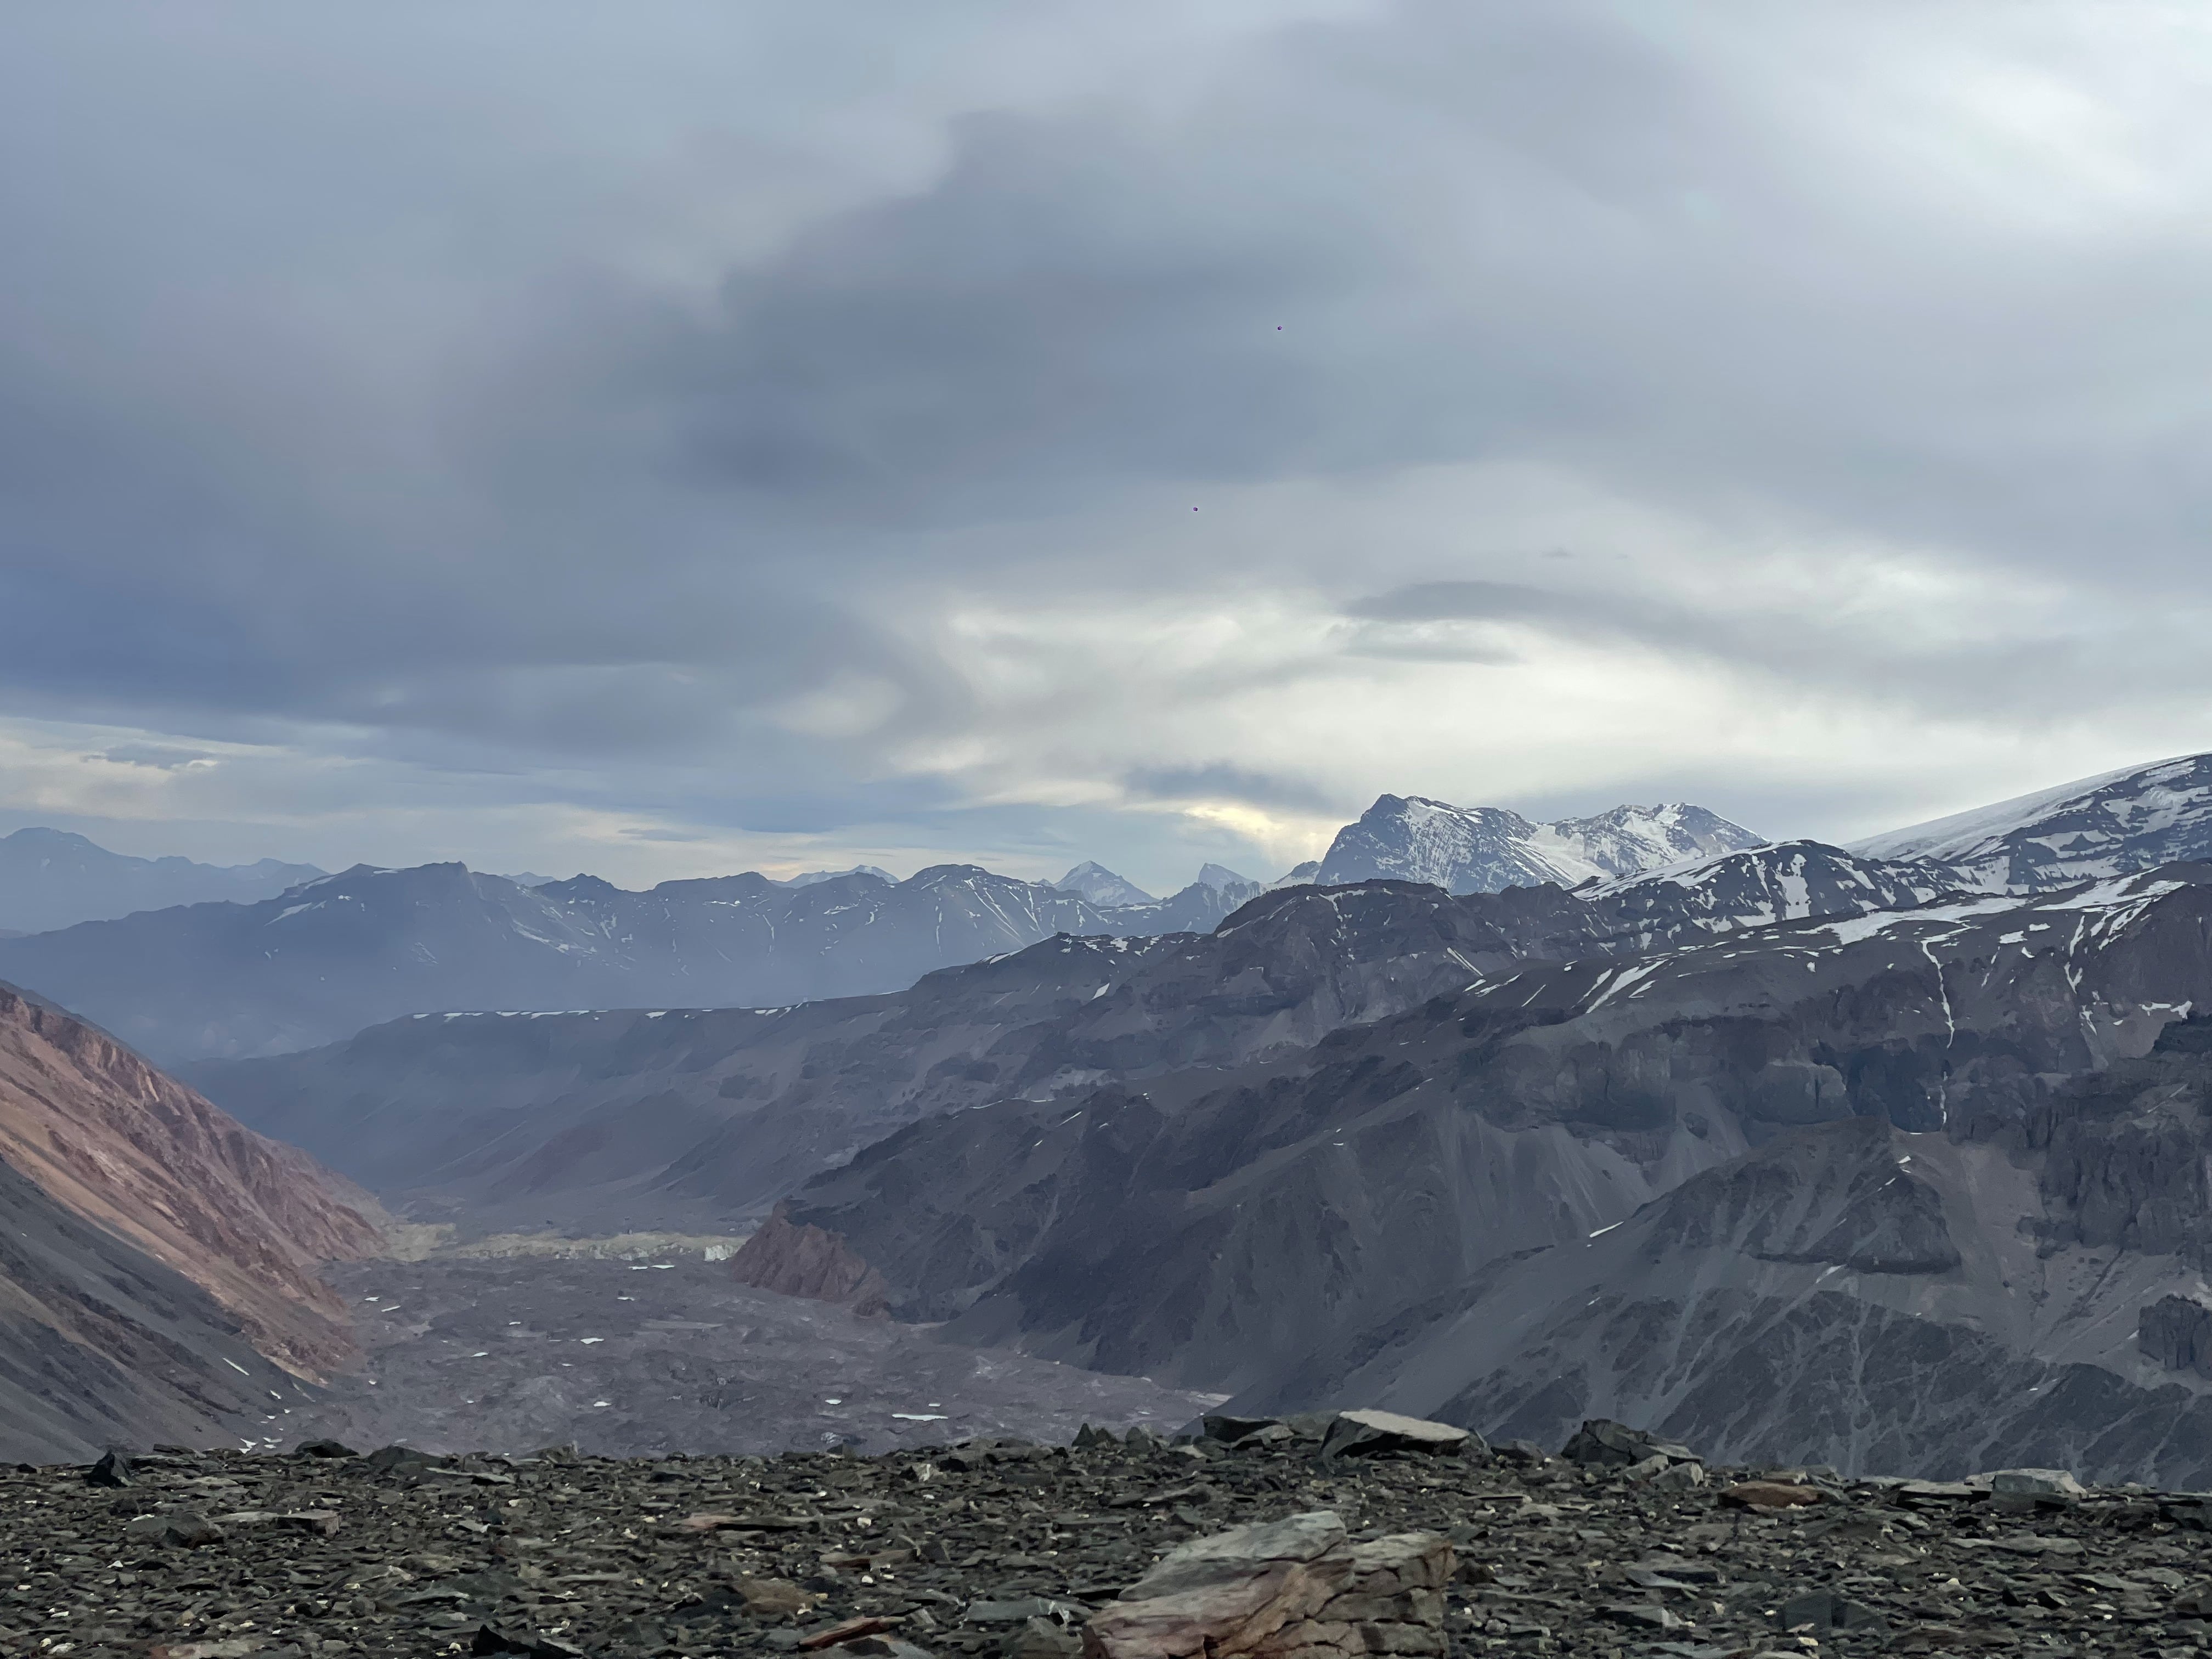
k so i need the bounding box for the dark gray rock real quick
[1558,1420,1697,1469]
[82,1448,132,1487]
[1318,1410,1476,1459]
[4,1432,2204,1659]
[2141,1291,2212,1380]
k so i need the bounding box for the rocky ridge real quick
[187,843,1960,1238]
[0,981,386,1380]
[769,867,2212,1477]
[11,1414,2212,1659]
[0,980,389,1462]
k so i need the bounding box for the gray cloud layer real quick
[1,3,2208,888]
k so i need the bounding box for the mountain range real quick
[0,826,325,933]
[182,838,1962,1236]
[180,749,2212,1482]
[0,860,1267,1062]
[766,860,2212,1484]
[0,795,1757,1062]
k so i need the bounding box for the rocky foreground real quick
[13,1413,2212,1659]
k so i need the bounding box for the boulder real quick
[1318,1409,1477,1459]
[828,1642,936,1659]
[471,1628,589,1658]
[727,1201,891,1317]
[1081,1510,1451,1659]
[83,1448,133,1487]
[1201,1415,1294,1449]
[1988,1468,2086,1498]
[1719,1482,1824,1511]
[738,1576,819,1617]
[1778,1589,1887,1634]
[1004,1615,1084,1658]
[364,1444,437,1477]
[1559,1419,1697,1470]
[125,1510,226,1548]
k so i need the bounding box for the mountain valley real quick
[12,754,2212,1489]
[183,839,1957,1237]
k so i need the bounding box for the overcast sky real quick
[3,3,2209,892]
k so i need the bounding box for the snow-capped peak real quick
[1849,752,2212,891]
[1314,793,1763,895]
[1053,861,1156,907]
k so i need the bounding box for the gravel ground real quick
[11,1424,2212,1657]
[270,1256,1215,1459]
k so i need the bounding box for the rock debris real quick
[8,1414,2212,1658]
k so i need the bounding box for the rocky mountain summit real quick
[10,1413,2212,1659]
[1313,797,1764,894]
[1053,864,1155,908]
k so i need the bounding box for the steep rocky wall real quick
[0,983,385,1379]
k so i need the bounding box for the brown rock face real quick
[727,1201,890,1316]
[1082,1511,1451,1659]
[0,982,386,1379]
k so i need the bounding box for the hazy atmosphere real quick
[5,3,2210,890]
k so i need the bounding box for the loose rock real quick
[4,1425,2207,1658]
[1989,1466,2087,1497]
[1317,1408,1475,1459]
[1082,1510,1449,1659]
[1558,1418,1698,1469]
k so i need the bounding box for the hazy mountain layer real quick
[0,860,1259,1062]
[0,826,324,933]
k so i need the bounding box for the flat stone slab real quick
[1083,1510,1452,1659]
[1320,1409,1475,1458]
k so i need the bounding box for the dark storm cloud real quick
[0,2,2208,882]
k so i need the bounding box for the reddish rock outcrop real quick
[727,1201,890,1316]
[0,982,386,1379]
